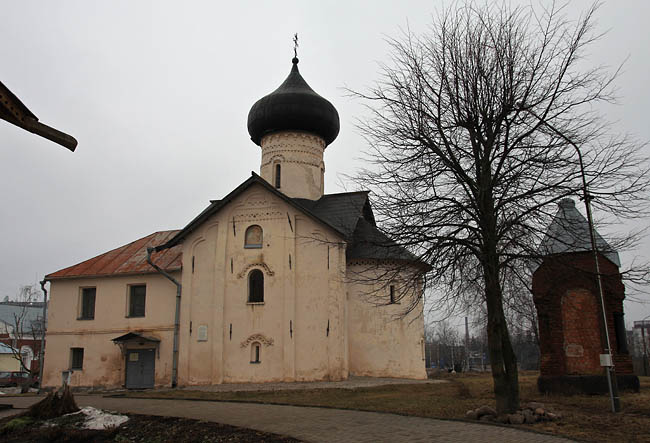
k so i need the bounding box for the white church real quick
[42,55,427,389]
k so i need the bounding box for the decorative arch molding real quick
[237,262,275,279]
[190,237,206,252]
[240,333,274,348]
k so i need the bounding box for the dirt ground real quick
[121,371,650,443]
[0,413,301,443]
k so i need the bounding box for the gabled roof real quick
[158,173,348,250]
[46,230,182,280]
[538,198,620,267]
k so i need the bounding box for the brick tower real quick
[532,198,638,393]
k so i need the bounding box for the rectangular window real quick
[70,348,84,370]
[128,285,146,317]
[389,285,396,304]
[79,288,96,320]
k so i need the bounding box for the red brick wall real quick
[562,289,602,374]
[532,252,634,376]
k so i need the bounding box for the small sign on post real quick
[600,353,613,367]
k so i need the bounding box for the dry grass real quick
[122,372,650,442]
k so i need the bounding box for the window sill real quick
[69,368,83,371]
[250,361,261,364]
[244,245,262,249]
[126,315,145,318]
[76,317,94,321]
[246,302,265,306]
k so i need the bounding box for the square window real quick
[128,285,146,317]
[79,288,96,320]
[70,348,84,370]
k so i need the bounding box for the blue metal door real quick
[125,349,155,389]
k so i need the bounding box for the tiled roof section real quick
[347,218,419,262]
[46,230,182,280]
[538,198,620,267]
[293,191,370,239]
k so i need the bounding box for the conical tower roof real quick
[247,57,340,146]
[538,198,620,267]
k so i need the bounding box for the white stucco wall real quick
[43,274,178,389]
[177,183,347,385]
[346,261,427,379]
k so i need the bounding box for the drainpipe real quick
[38,279,48,394]
[146,247,181,388]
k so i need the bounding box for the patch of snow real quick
[65,406,129,430]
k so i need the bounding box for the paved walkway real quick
[2,395,575,443]
[178,376,447,392]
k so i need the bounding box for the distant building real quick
[0,343,21,372]
[0,301,45,373]
[42,55,427,389]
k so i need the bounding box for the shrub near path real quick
[122,372,650,443]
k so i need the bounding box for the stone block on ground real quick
[508,413,525,424]
[475,405,497,418]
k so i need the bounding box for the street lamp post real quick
[520,106,621,412]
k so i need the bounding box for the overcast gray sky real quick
[1,1,649,325]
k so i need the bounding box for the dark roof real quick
[537,198,620,267]
[292,192,370,239]
[159,173,348,249]
[0,80,77,151]
[112,332,160,343]
[0,303,44,334]
[247,57,340,146]
[46,230,182,280]
[346,218,420,262]
[159,174,421,265]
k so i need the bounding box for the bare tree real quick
[352,1,649,413]
[0,285,45,383]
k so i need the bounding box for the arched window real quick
[244,225,263,249]
[248,269,264,303]
[250,342,261,363]
[274,163,281,188]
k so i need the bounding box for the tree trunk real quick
[484,255,520,413]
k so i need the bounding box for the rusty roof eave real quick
[45,267,182,282]
[45,230,183,280]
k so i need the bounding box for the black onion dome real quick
[247,57,340,146]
